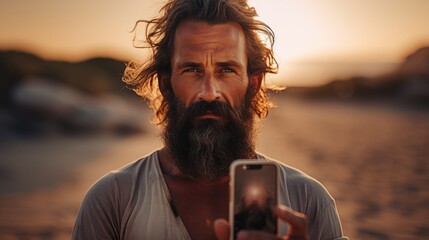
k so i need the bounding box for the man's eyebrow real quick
[177,61,203,68]
[217,61,243,68]
[176,60,243,68]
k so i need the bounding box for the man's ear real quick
[158,73,171,97]
[249,73,263,97]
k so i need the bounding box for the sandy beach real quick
[1,97,428,240]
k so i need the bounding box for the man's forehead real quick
[174,20,245,49]
[173,20,247,63]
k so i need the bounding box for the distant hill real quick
[284,46,429,108]
[0,50,146,136]
[0,50,132,106]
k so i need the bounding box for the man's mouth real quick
[197,111,221,120]
[191,110,225,125]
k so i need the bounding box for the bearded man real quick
[72,0,348,239]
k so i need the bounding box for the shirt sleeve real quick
[72,172,121,240]
[309,199,349,240]
[283,166,349,240]
[300,176,348,240]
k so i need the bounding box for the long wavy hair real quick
[123,0,278,124]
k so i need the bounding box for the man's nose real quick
[197,73,221,102]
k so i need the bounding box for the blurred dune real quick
[0,46,429,239]
[0,50,147,137]
[284,46,429,108]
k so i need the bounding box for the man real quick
[72,0,348,239]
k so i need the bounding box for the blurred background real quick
[1,0,428,239]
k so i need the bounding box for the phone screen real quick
[231,162,278,239]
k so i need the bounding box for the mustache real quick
[188,100,232,117]
[176,100,240,124]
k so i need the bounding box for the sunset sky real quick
[1,0,429,86]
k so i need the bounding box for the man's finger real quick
[214,219,230,240]
[275,206,309,240]
[275,206,307,228]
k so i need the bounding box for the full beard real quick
[163,93,256,180]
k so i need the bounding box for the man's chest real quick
[165,176,229,239]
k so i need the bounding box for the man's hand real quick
[275,206,309,240]
[214,205,309,240]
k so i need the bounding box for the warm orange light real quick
[1,0,428,86]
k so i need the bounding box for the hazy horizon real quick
[0,46,406,87]
[1,0,429,86]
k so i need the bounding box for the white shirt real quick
[72,150,347,240]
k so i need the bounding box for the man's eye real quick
[220,68,234,73]
[183,68,199,73]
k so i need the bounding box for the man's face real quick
[162,20,259,180]
[170,20,258,118]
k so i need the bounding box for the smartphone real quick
[229,160,279,240]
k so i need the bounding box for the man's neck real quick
[157,147,230,184]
